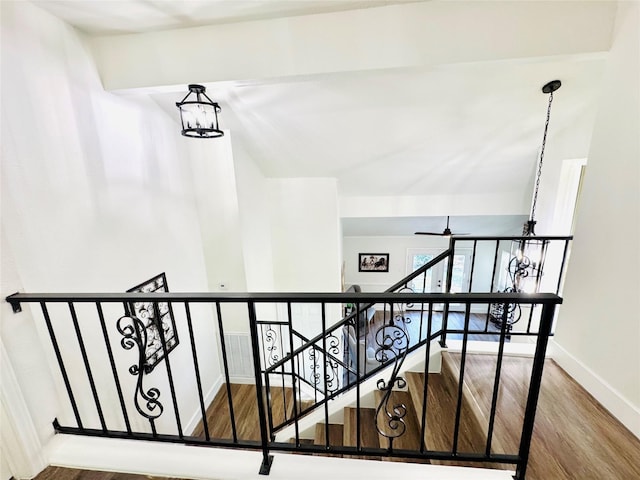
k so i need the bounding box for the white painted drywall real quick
[233,143,276,293]
[0,0,223,469]
[343,235,449,292]
[88,1,616,91]
[268,178,341,293]
[553,1,640,437]
[342,235,499,294]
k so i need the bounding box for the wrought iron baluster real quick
[116,313,164,435]
[374,310,410,451]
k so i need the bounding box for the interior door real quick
[405,248,472,311]
[405,248,445,293]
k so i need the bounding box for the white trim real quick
[47,435,514,480]
[184,375,223,436]
[549,340,640,439]
[445,340,536,357]
[229,375,256,385]
[0,337,48,479]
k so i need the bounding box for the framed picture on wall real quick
[358,253,389,272]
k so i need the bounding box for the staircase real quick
[301,351,533,471]
[6,234,571,479]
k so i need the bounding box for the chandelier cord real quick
[530,89,554,223]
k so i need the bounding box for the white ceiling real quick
[212,58,603,197]
[34,0,418,34]
[31,0,613,236]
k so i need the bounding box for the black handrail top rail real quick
[6,291,562,305]
[449,234,573,241]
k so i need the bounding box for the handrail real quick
[5,291,561,306]
[263,292,559,375]
[6,234,574,478]
[449,234,573,242]
[8,289,563,478]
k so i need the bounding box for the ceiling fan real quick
[415,216,469,236]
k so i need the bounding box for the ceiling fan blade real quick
[414,231,445,236]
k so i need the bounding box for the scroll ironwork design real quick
[263,326,280,367]
[307,334,341,395]
[309,346,321,388]
[394,286,415,324]
[324,333,341,394]
[374,315,410,449]
[117,314,164,423]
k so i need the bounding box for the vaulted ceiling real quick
[32,0,616,236]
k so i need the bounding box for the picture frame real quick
[127,272,179,374]
[358,253,389,272]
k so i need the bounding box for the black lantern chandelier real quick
[490,80,561,329]
[175,84,223,138]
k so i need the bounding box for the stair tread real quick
[372,389,422,453]
[445,352,531,454]
[343,407,379,449]
[405,355,512,470]
[314,423,344,448]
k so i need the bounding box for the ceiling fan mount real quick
[415,216,469,236]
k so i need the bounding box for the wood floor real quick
[365,310,504,349]
[29,353,640,480]
[32,466,184,480]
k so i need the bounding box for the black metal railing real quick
[8,289,561,479]
[263,234,573,434]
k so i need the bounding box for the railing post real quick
[439,238,455,348]
[513,302,556,480]
[247,301,274,475]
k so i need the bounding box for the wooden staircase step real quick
[343,407,379,449]
[445,352,530,455]
[405,371,455,454]
[405,355,511,470]
[314,423,344,456]
[342,407,380,460]
[372,389,423,455]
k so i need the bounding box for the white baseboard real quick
[229,376,256,385]
[549,340,640,439]
[184,375,223,436]
[47,434,514,480]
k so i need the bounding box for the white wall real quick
[343,235,448,292]
[553,1,640,437]
[343,235,501,294]
[0,1,223,473]
[233,143,275,293]
[268,178,341,293]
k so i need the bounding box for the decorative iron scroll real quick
[127,272,178,373]
[489,286,522,328]
[117,314,164,422]
[308,333,341,395]
[394,286,415,324]
[325,333,341,394]
[263,326,280,367]
[374,316,410,448]
[309,347,321,387]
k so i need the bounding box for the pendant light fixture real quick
[490,80,561,329]
[176,84,223,138]
[510,79,561,294]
